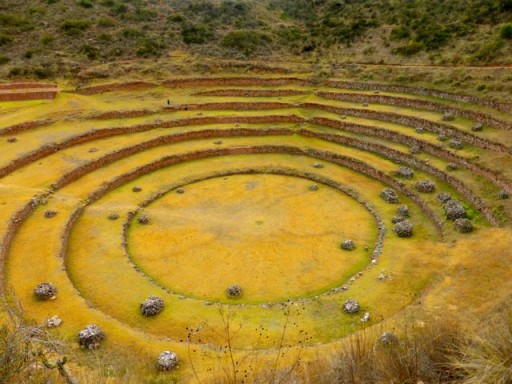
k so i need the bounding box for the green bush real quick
[121,28,144,39]
[470,39,505,63]
[182,24,212,44]
[97,16,116,28]
[136,38,166,57]
[80,44,100,60]
[499,23,512,39]
[0,33,12,46]
[0,55,9,65]
[392,41,425,56]
[59,19,91,36]
[220,30,272,55]
[77,0,93,8]
[40,34,54,46]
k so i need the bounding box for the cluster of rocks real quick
[343,299,360,314]
[341,240,356,251]
[438,132,448,142]
[415,180,436,193]
[410,146,421,155]
[380,188,399,204]
[34,282,57,300]
[157,351,179,371]
[454,218,474,233]
[392,204,410,224]
[226,285,243,299]
[444,200,466,220]
[141,296,164,317]
[395,166,415,179]
[78,324,105,349]
[393,220,413,238]
[415,127,425,134]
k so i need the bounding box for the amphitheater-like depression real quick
[1,77,511,380]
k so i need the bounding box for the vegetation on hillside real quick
[0,0,511,78]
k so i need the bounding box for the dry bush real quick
[450,310,512,383]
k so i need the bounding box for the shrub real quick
[393,41,425,56]
[97,16,116,28]
[0,33,12,46]
[499,22,512,39]
[121,28,144,39]
[0,55,9,65]
[59,19,91,36]
[181,24,212,44]
[40,34,54,46]
[77,0,93,8]
[136,38,166,57]
[80,44,100,60]
[220,30,272,55]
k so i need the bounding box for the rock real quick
[446,163,459,171]
[226,285,243,299]
[498,190,509,200]
[410,146,421,155]
[360,312,370,322]
[343,299,360,314]
[214,140,223,145]
[309,184,319,191]
[378,273,388,281]
[34,283,57,300]
[140,296,164,317]
[313,162,324,169]
[44,210,57,219]
[138,214,150,225]
[176,188,185,194]
[362,103,369,107]
[415,127,425,134]
[7,137,17,143]
[380,188,399,204]
[442,112,455,121]
[78,324,105,349]
[415,180,436,193]
[393,220,413,238]
[157,351,179,371]
[392,215,406,224]
[445,200,466,220]
[132,186,142,192]
[454,218,473,233]
[437,192,452,203]
[379,332,399,346]
[395,166,415,179]
[397,204,410,217]
[47,315,62,328]
[341,240,356,251]
[449,138,464,149]
[88,147,98,153]
[108,213,119,221]
[472,122,484,132]
[438,133,448,142]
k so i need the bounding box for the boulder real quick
[141,296,164,317]
[415,180,436,193]
[34,282,57,300]
[138,214,150,225]
[309,184,319,191]
[442,112,455,121]
[44,210,57,219]
[410,146,421,154]
[449,138,464,149]
[226,285,243,299]
[395,166,415,179]
[157,351,179,371]
[380,189,399,204]
[393,220,413,238]
[108,213,119,221]
[498,190,509,200]
[47,315,62,328]
[445,200,466,220]
[379,332,399,346]
[472,122,484,132]
[341,240,356,251]
[132,186,142,192]
[397,205,410,217]
[437,192,452,204]
[446,163,459,171]
[78,324,105,349]
[454,218,473,233]
[343,299,360,314]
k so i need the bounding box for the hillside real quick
[0,0,512,80]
